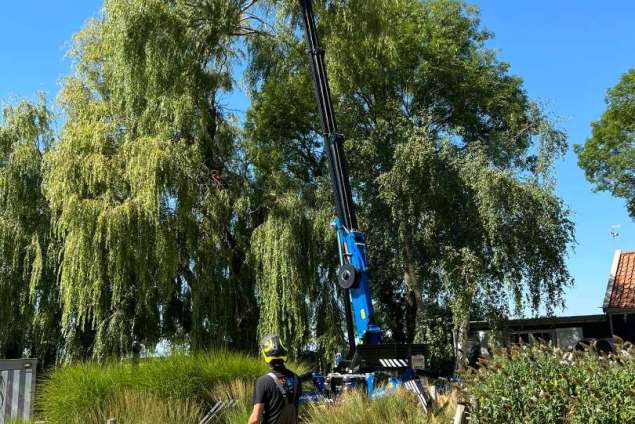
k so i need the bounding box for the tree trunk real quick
[404,264,427,344]
[404,288,417,343]
[454,316,470,372]
[401,222,425,343]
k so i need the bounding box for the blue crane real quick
[297,0,429,400]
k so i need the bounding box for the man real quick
[248,335,301,424]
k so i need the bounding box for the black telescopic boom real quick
[298,0,357,353]
[298,0,357,231]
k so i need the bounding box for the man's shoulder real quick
[258,368,298,386]
[256,373,275,386]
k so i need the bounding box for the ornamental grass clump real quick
[209,379,254,424]
[464,340,635,424]
[37,351,273,424]
[85,391,202,424]
[303,388,453,424]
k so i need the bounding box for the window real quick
[556,327,583,348]
[509,330,555,345]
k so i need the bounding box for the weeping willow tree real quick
[251,194,313,355]
[0,98,60,366]
[42,0,263,360]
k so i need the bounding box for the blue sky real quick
[1,1,633,317]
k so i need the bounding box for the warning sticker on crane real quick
[411,354,426,370]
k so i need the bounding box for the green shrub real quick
[464,341,635,424]
[37,351,277,424]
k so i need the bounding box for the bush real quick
[37,351,277,424]
[464,341,635,424]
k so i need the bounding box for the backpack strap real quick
[268,372,290,402]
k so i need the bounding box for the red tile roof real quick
[604,250,635,310]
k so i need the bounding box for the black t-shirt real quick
[252,366,300,424]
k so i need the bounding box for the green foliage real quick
[37,351,299,424]
[464,342,635,424]
[0,97,59,365]
[575,68,635,219]
[251,193,316,355]
[378,126,573,317]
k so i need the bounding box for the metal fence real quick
[0,359,37,423]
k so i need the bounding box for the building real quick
[603,250,635,341]
[470,250,635,349]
